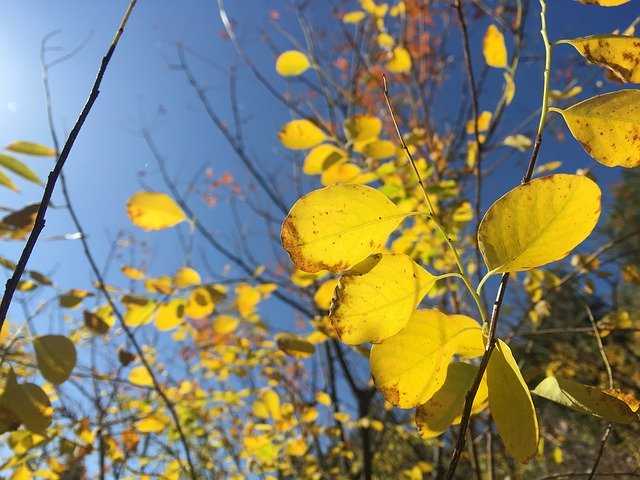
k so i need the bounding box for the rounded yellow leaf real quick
[284,437,308,457]
[155,298,186,331]
[576,0,630,5]
[331,254,437,345]
[128,366,154,388]
[124,300,157,327]
[33,335,76,385]
[361,140,396,160]
[213,314,239,334]
[386,46,412,73]
[281,184,405,273]
[136,414,169,433]
[478,174,601,274]
[320,162,362,185]
[377,32,394,48]
[1,370,53,434]
[316,391,332,406]
[487,340,539,463]
[303,144,347,175]
[278,119,326,150]
[126,191,186,231]
[415,362,488,439]
[483,24,508,68]
[185,287,215,319]
[173,267,201,288]
[275,50,311,77]
[344,115,382,143]
[557,90,640,167]
[121,265,145,280]
[370,310,484,408]
[275,332,315,358]
[313,279,339,310]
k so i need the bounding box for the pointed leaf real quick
[275,332,316,358]
[487,340,539,463]
[0,170,18,192]
[127,191,186,230]
[278,119,326,150]
[559,35,640,83]
[6,141,56,157]
[33,335,76,384]
[575,0,630,5]
[478,174,601,274]
[415,362,488,439]
[128,366,154,387]
[275,50,311,77]
[532,376,638,423]
[370,310,484,408]
[556,89,640,167]
[281,184,405,273]
[0,154,43,185]
[483,25,508,68]
[330,253,437,345]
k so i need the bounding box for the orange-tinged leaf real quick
[370,310,484,408]
[483,25,508,68]
[275,50,311,77]
[386,46,412,73]
[278,119,326,150]
[303,144,347,175]
[275,332,316,358]
[331,253,437,345]
[487,340,539,463]
[128,366,154,387]
[155,298,185,331]
[478,174,601,274]
[532,376,638,423]
[415,362,488,439]
[281,184,405,273]
[555,89,640,167]
[6,141,56,157]
[33,335,76,384]
[126,191,186,230]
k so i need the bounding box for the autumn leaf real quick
[126,191,187,230]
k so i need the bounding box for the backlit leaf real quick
[532,376,638,423]
[275,50,311,77]
[556,89,640,167]
[415,362,488,439]
[173,267,201,288]
[478,174,601,274]
[343,11,366,23]
[502,134,532,151]
[136,414,169,433]
[6,141,56,157]
[124,299,157,327]
[370,310,483,408]
[361,140,396,160]
[320,162,362,185]
[275,332,316,358]
[483,25,508,68]
[575,0,630,5]
[0,154,43,185]
[559,35,640,83]
[386,46,412,73]
[155,298,185,331]
[303,144,347,175]
[126,191,186,230]
[185,287,215,319]
[344,115,382,143]
[121,265,145,280]
[279,119,326,150]
[466,111,492,134]
[84,305,115,335]
[1,370,52,434]
[33,335,76,384]
[487,340,539,463]
[281,184,405,273]
[212,314,239,334]
[0,171,18,192]
[330,253,437,345]
[128,366,154,387]
[313,278,339,310]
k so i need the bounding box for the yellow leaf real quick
[155,298,186,331]
[0,170,18,192]
[502,134,532,151]
[0,154,43,185]
[343,11,366,24]
[185,287,215,319]
[552,446,564,464]
[275,332,316,358]
[532,376,638,423]
[483,25,508,68]
[33,335,76,384]
[6,141,56,157]
[386,46,412,73]
[124,300,157,327]
[126,191,186,230]
[281,184,405,273]
[235,283,261,317]
[275,50,311,77]
[556,89,640,167]
[377,32,395,48]
[145,275,173,294]
[173,267,201,288]
[559,35,640,83]
[313,278,339,310]
[415,362,488,439]
[128,366,154,388]
[344,115,382,143]
[487,340,539,463]
[370,310,484,407]
[121,265,145,280]
[303,144,347,175]
[320,162,362,185]
[84,305,115,334]
[362,139,397,160]
[478,174,601,274]
[259,389,281,420]
[466,111,492,134]
[136,414,169,433]
[504,71,516,105]
[10,465,31,480]
[213,314,239,334]
[278,119,326,150]
[285,437,308,456]
[1,370,52,434]
[575,0,630,5]
[316,391,332,406]
[330,253,437,345]
[534,161,562,175]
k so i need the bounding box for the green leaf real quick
[28,270,54,286]
[478,174,601,274]
[558,35,640,83]
[487,340,539,463]
[0,154,43,185]
[6,141,56,157]
[281,184,405,273]
[33,335,77,384]
[555,89,640,167]
[0,369,52,434]
[0,170,18,192]
[330,253,437,345]
[532,376,639,424]
[370,310,483,408]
